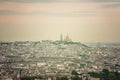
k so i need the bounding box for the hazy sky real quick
[0,0,120,42]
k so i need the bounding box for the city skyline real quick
[0,0,120,42]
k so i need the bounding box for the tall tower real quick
[66,34,69,41]
[60,34,63,42]
[65,34,71,42]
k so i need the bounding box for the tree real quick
[72,76,81,80]
[102,68,109,80]
[85,77,89,80]
[108,72,116,80]
[114,71,120,80]
[57,76,68,80]
[71,70,78,75]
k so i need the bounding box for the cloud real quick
[102,3,120,8]
[0,10,19,15]
[0,0,120,3]
[0,10,96,17]
[35,11,96,17]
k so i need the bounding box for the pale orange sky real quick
[0,0,120,42]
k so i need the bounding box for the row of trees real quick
[89,69,120,80]
[21,69,120,80]
[71,69,120,80]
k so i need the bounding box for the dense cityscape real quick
[0,35,120,80]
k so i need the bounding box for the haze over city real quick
[0,0,120,42]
